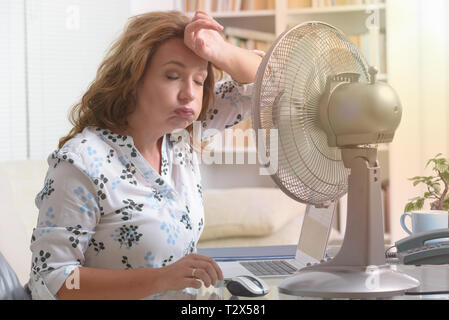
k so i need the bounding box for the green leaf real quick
[416,198,425,209]
[423,176,436,184]
[404,202,416,213]
[443,197,449,211]
[435,163,448,173]
[433,183,441,194]
[426,159,434,168]
[441,171,449,182]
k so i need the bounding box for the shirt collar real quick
[91,127,178,197]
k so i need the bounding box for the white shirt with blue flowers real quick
[27,75,257,300]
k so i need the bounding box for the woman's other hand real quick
[184,11,226,64]
[160,253,224,291]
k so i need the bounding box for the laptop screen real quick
[295,202,336,265]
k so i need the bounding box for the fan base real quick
[278,264,420,299]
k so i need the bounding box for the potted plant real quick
[404,153,449,212]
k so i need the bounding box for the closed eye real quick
[166,73,204,86]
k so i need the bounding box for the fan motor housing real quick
[324,80,402,147]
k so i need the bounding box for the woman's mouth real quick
[174,108,195,119]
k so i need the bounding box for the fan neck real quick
[341,147,378,169]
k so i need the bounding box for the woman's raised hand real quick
[160,253,224,291]
[184,11,226,64]
[184,10,262,84]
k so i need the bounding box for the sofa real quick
[0,158,341,287]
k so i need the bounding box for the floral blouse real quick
[27,74,257,300]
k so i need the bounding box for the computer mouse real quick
[225,275,270,297]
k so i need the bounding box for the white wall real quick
[387,0,449,242]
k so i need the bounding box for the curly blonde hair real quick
[59,11,218,149]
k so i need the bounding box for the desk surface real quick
[241,264,449,300]
[199,245,449,300]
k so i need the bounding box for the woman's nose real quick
[179,80,195,103]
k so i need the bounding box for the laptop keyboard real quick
[239,260,298,276]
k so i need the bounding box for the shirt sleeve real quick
[201,50,265,140]
[28,153,100,300]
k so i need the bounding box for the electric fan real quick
[252,22,420,298]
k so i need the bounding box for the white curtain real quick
[0,1,178,162]
[26,0,130,159]
[0,1,27,161]
[1,1,182,162]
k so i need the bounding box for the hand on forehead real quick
[151,38,208,73]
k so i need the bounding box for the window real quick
[26,0,130,159]
[0,1,27,161]
[0,0,130,161]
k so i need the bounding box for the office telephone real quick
[389,228,449,265]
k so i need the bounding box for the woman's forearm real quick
[213,42,262,84]
[57,266,164,300]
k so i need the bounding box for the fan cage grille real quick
[253,22,369,205]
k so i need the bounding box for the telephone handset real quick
[393,228,449,265]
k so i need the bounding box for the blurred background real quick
[1,0,448,246]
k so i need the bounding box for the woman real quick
[28,10,263,300]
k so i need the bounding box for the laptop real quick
[198,202,336,279]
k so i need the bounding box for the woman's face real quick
[130,37,208,136]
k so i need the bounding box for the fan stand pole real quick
[330,147,386,267]
[278,147,420,298]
